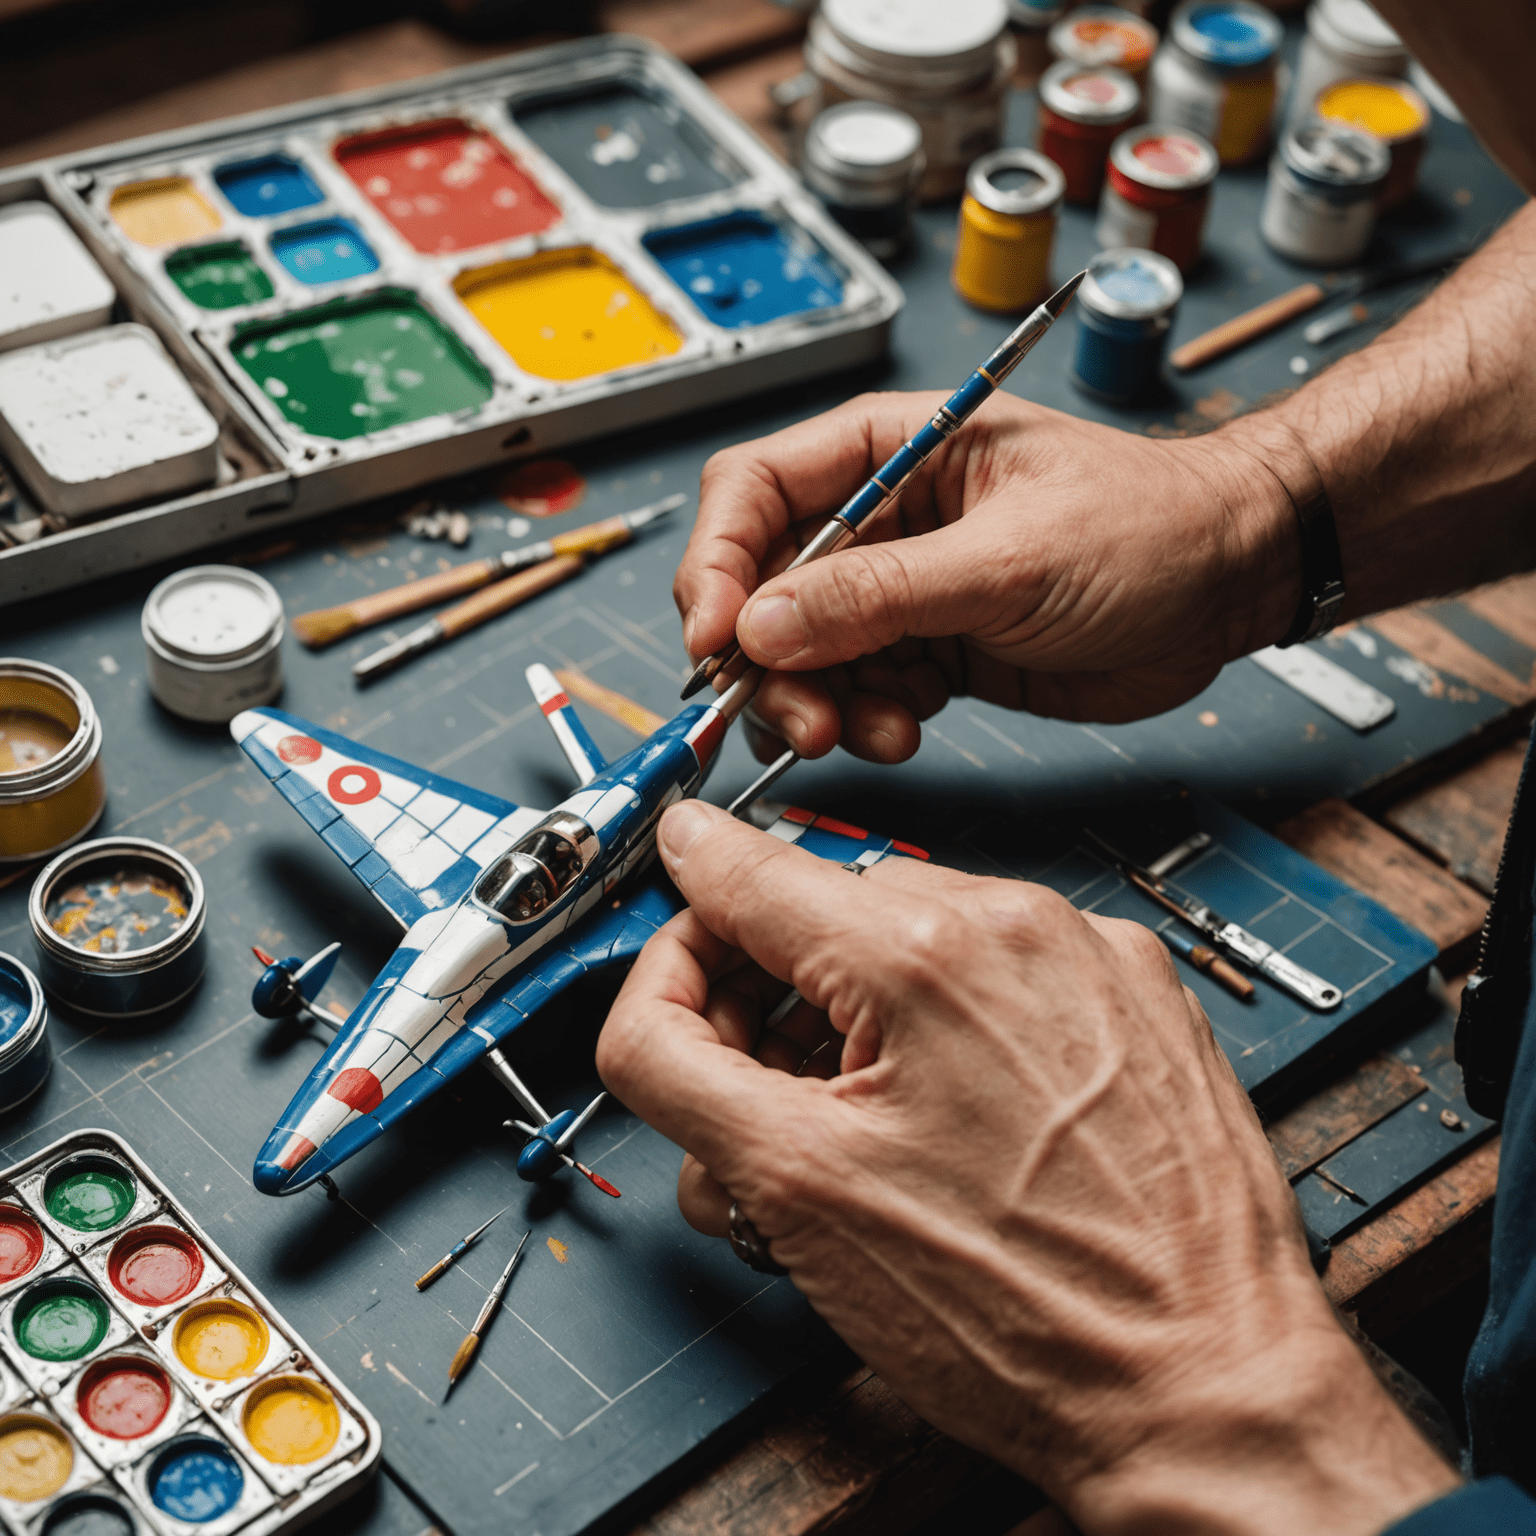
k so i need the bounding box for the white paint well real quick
[0,323,219,518]
[0,202,116,354]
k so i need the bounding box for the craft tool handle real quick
[550,514,636,559]
[415,1241,468,1291]
[447,1332,480,1385]
[1190,945,1255,1000]
[439,555,583,639]
[334,558,508,637]
[1169,283,1328,372]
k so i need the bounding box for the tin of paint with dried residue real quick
[1261,121,1388,265]
[0,660,105,866]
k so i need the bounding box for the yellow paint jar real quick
[0,660,106,865]
[455,248,682,381]
[0,1413,73,1502]
[952,148,1064,313]
[1315,77,1429,211]
[173,1298,270,1381]
[242,1375,340,1465]
[109,178,221,247]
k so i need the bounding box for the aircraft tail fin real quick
[526,664,606,786]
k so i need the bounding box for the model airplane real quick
[234,663,927,1199]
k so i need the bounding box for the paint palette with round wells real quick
[3,1272,135,1392]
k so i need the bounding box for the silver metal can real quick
[0,952,50,1113]
[1261,121,1389,265]
[802,102,926,260]
[1289,0,1408,127]
[142,564,284,724]
[30,836,207,1017]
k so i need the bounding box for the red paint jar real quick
[1038,62,1141,204]
[1094,125,1218,274]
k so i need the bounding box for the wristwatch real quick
[1277,484,1346,647]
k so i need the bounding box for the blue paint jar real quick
[1071,247,1182,403]
[0,952,49,1113]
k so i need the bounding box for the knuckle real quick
[878,908,970,987]
[982,881,1077,949]
[1106,915,1178,981]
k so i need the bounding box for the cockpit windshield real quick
[475,815,595,923]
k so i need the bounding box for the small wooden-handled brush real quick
[446,1230,531,1394]
[293,492,684,648]
[415,1207,507,1291]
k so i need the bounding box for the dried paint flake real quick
[46,868,188,954]
[546,1237,569,1264]
[1197,711,1219,728]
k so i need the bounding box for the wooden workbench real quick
[1,5,1529,1533]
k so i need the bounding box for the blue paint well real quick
[271,219,379,285]
[149,1439,243,1523]
[1185,4,1277,65]
[644,214,842,329]
[215,156,324,217]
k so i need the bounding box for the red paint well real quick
[108,1225,205,1307]
[336,119,559,254]
[327,1067,383,1115]
[0,1206,44,1283]
[77,1357,172,1439]
[277,735,322,765]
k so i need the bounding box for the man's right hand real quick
[676,390,1305,763]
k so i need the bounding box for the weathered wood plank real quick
[703,41,805,161]
[1368,610,1533,706]
[1265,1054,1427,1180]
[1274,798,1489,965]
[1383,737,1524,897]
[597,0,806,71]
[1462,570,1536,657]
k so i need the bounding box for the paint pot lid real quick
[142,565,283,664]
[1281,121,1390,187]
[1315,75,1430,140]
[1170,0,1283,68]
[966,148,1065,216]
[0,952,46,1067]
[1048,6,1157,70]
[1081,247,1183,318]
[804,103,925,203]
[1110,125,1219,189]
[1310,0,1405,62]
[818,0,1008,81]
[1039,62,1141,123]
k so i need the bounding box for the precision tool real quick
[680,269,1087,700]
[1168,248,1469,372]
[446,1230,531,1392]
[1085,830,1343,1010]
[415,1207,508,1291]
[295,494,684,648]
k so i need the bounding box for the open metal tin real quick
[29,838,206,1018]
[0,952,50,1115]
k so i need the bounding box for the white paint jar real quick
[1261,121,1388,265]
[141,565,284,723]
[1288,0,1408,127]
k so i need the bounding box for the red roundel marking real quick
[277,735,322,765]
[327,1068,384,1115]
[540,692,571,716]
[328,765,381,805]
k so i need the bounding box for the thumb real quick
[737,517,999,671]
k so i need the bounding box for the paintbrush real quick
[680,269,1087,700]
[294,494,683,648]
[446,1230,531,1392]
[415,1207,508,1291]
[1168,248,1468,372]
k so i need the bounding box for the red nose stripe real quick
[540,693,571,716]
[891,840,930,860]
[687,713,727,766]
[813,814,868,840]
[327,1067,384,1115]
[276,1135,317,1171]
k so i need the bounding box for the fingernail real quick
[744,594,807,661]
[659,799,724,862]
[683,605,698,653]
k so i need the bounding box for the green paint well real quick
[234,292,493,440]
[166,242,274,310]
[15,1282,110,1362]
[46,1169,135,1232]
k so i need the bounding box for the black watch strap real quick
[1277,483,1345,648]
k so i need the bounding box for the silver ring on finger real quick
[728,1202,789,1275]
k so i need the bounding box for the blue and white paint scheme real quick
[232,662,927,1199]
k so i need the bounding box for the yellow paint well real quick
[243,1376,340,1465]
[0,1416,72,1502]
[1316,80,1427,141]
[174,1298,269,1381]
[110,178,222,247]
[455,249,681,381]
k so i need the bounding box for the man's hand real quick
[597,800,1459,1535]
[675,392,1303,763]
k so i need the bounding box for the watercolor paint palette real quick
[0,1130,379,1533]
[0,35,901,598]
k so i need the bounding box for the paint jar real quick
[1047,6,1158,79]
[1095,125,1218,273]
[30,836,206,1018]
[1261,121,1388,265]
[801,102,926,261]
[0,954,49,1115]
[1072,248,1183,402]
[1314,76,1430,211]
[141,565,284,724]
[952,149,1065,312]
[1038,62,1141,204]
[1289,0,1407,126]
[1148,0,1284,166]
[804,0,1016,201]
[1007,0,1065,86]
[0,660,106,866]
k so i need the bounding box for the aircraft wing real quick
[232,707,545,930]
